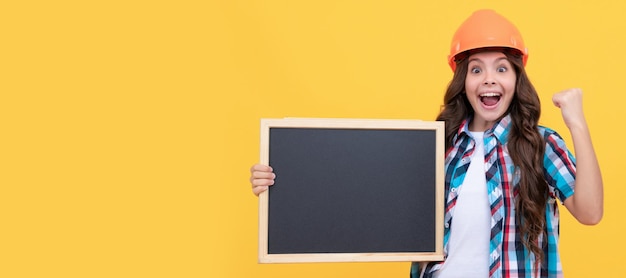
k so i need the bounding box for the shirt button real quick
[445,223,450,228]
[451,188,457,193]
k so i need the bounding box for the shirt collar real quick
[454,114,511,144]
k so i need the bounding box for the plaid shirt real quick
[411,114,576,278]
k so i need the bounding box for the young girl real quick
[249,9,603,278]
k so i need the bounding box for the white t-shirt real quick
[434,131,491,278]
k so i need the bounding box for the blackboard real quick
[258,118,444,263]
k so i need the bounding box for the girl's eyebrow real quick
[468,56,509,64]
[495,57,510,63]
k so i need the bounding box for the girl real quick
[249,9,603,278]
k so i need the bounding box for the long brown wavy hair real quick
[436,49,548,264]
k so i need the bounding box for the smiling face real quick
[464,51,517,131]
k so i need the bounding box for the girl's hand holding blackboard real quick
[250,163,275,196]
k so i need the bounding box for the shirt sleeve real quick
[541,127,576,202]
[410,262,421,278]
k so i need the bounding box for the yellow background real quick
[1,0,622,277]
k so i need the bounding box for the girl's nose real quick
[483,71,497,85]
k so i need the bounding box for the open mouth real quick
[480,92,501,107]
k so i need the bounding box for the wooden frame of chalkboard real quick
[258,118,444,263]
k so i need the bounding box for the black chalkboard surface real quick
[258,118,444,263]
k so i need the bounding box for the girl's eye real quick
[470,67,481,74]
[497,66,508,72]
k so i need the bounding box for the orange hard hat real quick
[448,9,528,71]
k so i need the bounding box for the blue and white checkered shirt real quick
[411,114,576,278]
